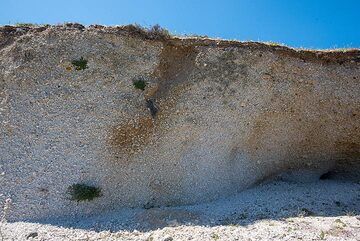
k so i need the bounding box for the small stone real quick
[26,232,38,239]
[143,202,154,209]
[163,236,173,241]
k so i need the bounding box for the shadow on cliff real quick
[27,179,360,233]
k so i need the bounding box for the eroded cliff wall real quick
[0,24,359,221]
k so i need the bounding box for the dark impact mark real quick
[146,99,159,118]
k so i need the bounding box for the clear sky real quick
[1,0,359,49]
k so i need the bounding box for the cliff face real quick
[0,24,359,221]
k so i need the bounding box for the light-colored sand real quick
[1,179,359,240]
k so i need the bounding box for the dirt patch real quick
[151,44,198,98]
[108,43,198,155]
[109,116,154,155]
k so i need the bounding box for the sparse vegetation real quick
[121,24,171,40]
[211,233,220,240]
[71,57,88,70]
[345,210,356,216]
[63,23,85,30]
[298,208,314,217]
[183,33,209,38]
[334,218,346,227]
[148,24,171,39]
[67,183,101,202]
[265,41,285,47]
[319,230,326,240]
[15,23,37,27]
[133,79,147,90]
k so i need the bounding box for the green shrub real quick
[133,79,147,90]
[211,233,220,240]
[71,57,88,70]
[148,24,171,40]
[67,183,101,202]
[15,23,37,27]
[121,24,171,40]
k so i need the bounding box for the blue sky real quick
[1,0,359,49]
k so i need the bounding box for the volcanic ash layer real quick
[0,24,359,221]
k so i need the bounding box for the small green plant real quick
[211,233,220,240]
[334,218,346,227]
[133,79,147,90]
[15,23,37,27]
[265,41,285,47]
[319,231,326,240]
[67,183,101,202]
[71,57,88,70]
[298,208,314,217]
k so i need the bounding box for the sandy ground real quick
[1,179,359,241]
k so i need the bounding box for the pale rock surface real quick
[0,24,359,222]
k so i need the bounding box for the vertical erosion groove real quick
[108,43,198,156]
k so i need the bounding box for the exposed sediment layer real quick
[0,24,359,221]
